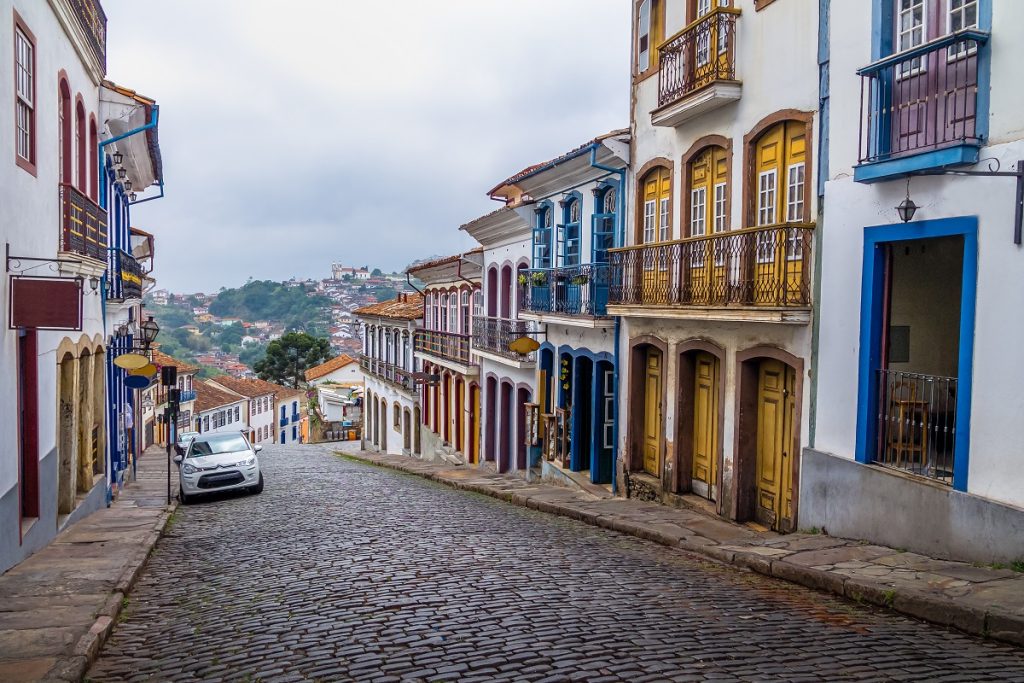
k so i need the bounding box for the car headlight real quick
[242,457,256,467]
[182,463,197,475]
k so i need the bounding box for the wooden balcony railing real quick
[518,263,612,318]
[658,7,739,108]
[858,29,988,165]
[414,329,472,365]
[609,224,813,308]
[60,183,108,262]
[107,249,143,301]
[472,317,537,362]
[359,355,416,391]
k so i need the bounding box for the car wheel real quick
[179,486,192,505]
[251,473,264,495]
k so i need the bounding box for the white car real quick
[174,432,264,504]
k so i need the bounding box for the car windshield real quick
[177,432,198,443]
[188,434,249,457]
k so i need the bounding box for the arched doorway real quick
[468,384,480,464]
[77,350,93,493]
[454,378,465,454]
[57,352,77,515]
[403,408,411,452]
[413,406,421,455]
[92,348,106,476]
[371,394,379,447]
[380,398,388,452]
[498,381,513,472]
[677,344,724,501]
[628,339,666,482]
[592,359,615,484]
[442,372,451,444]
[735,349,802,532]
[484,376,497,463]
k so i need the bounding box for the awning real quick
[100,81,163,193]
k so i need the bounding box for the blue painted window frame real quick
[854,215,977,491]
[856,0,992,183]
[532,203,553,269]
[592,186,616,264]
[558,193,583,267]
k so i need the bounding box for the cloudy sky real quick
[103,1,630,293]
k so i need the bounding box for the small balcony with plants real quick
[517,263,614,328]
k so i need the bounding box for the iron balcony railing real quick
[472,317,537,362]
[60,183,108,261]
[875,369,957,486]
[518,263,613,318]
[107,249,144,301]
[359,354,416,391]
[179,389,197,402]
[68,0,107,72]
[414,329,472,365]
[609,224,813,308]
[658,7,739,109]
[279,417,289,428]
[291,413,300,423]
[858,29,988,165]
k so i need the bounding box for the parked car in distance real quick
[173,432,264,504]
[175,430,200,455]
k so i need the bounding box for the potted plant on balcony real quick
[529,271,548,287]
[569,273,590,286]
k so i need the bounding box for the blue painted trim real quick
[855,215,978,492]
[532,201,554,269]
[975,0,993,142]
[854,145,981,183]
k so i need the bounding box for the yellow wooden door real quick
[643,349,662,476]
[755,360,796,530]
[456,380,465,454]
[470,385,480,464]
[692,352,719,498]
[641,169,672,304]
[688,147,729,304]
[753,121,806,305]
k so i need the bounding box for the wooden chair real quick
[886,379,930,471]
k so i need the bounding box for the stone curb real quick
[41,502,178,682]
[340,451,1024,648]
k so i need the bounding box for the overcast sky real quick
[103,1,630,293]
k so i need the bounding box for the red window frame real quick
[13,10,37,176]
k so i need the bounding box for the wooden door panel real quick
[692,353,718,491]
[755,360,785,528]
[643,350,662,476]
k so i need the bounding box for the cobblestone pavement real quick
[88,445,1024,682]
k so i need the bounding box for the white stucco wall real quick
[0,0,105,501]
[813,0,1024,507]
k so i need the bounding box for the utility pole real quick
[161,365,179,506]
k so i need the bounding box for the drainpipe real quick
[456,256,476,287]
[406,272,424,295]
[589,146,628,495]
[99,104,160,210]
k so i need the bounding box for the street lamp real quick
[117,167,127,180]
[140,315,160,349]
[896,178,918,223]
[112,151,124,165]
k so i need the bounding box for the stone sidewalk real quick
[0,446,177,682]
[340,448,1024,648]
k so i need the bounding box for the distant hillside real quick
[210,280,331,330]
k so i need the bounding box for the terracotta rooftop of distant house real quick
[194,380,245,413]
[210,375,280,399]
[353,293,424,321]
[305,354,359,381]
[269,383,306,401]
[406,248,484,274]
[151,349,199,374]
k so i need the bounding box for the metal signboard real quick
[9,276,83,331]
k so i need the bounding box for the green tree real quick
[374,287,398,302]
[254,332,331,388]
[371,268,383,277]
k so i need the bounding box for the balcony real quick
[855,29,989,183]
[608,224,813,323]
[359,355,416,392]
[518,263,613,327]
[652,7,741,128]
[280,416,289,428]
[107,249,144,301]
[472,317,537,366]
[291,413,300,424]
[179,389,197,403]
[60,183,108,262]
[414,329,474,371]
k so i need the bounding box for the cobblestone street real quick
[88,445,1024,682]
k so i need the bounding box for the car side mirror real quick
[254,445,263,453]
[173,455,184,465]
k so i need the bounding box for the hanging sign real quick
[130,363,158,378]
[125,374,151,389]
[9,276,83,330]
[508,336,540,355]
[113,353,150,370]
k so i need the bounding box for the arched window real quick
[636,0,665,74]
[460,290,470,334]
[639,167,672,244]
[559,196,582,267]
[75,100,86,191]
[439,293,448,331]
[751,121,806,228]
[532,204,553,269]
[688,146,729,238]
[88,117,98,201]
[59,79,72,184]
[592,186,617,263]
[447,290,457,333]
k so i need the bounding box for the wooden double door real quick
[754,359,796,531]
[691,352,719,499]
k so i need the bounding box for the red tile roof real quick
[194,380,245,413]
[305,354,358,381]
[151,349,199,374]
[353,293,424,321]
[209,376,280,399]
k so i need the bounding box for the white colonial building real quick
[461,207,538,475]
[193,381,248,437]
[207,376,279,445]
[804,0,1024,563]
[356,294,424,455]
